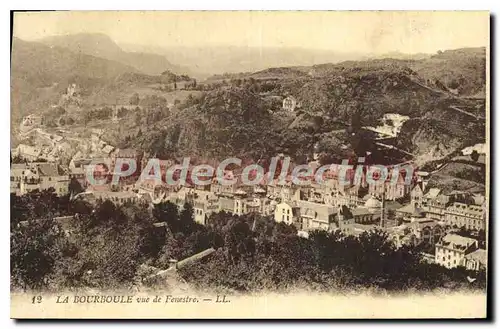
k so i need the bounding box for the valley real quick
[11,34,487,193]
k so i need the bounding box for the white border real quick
[1,1,497,328]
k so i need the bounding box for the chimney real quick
[380,184,386,228]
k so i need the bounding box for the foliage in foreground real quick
[11,192,486,293]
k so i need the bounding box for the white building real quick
[274,202,300,226]
[435,234,478,269]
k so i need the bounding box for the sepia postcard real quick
[10,10,489,319]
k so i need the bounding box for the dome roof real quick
[364,196,381,209]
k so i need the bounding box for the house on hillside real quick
[13,144,42,161]
[11,162,69,196]
[435,234,479,269]
[274,201,301,227]
[444,198,486,231]
[282,96,297,112]
[464,249,487,271]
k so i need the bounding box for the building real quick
[435,234,479,269]
[410,183,425,208]
[75,191,141,206]
[406,218,444,246]
[395,203,425,222]
[387,225,418,248]
[192,190,219,225]
[421,188,441,208]
[331,206,356,236]
[282,96,297,111]
[13,144,42,161]
[336,184,365,208]
[69,167,87,189]
[424,189,450,221]
[10,162,69,196]
[274,201,301,227]
[101,144,115,157]
[136,178,169,202]
[22,114,43,126]
[218,197,236,214]
[368,171,411,201]
[111,148,143,176]
[350,207,377,224]
[296,200,337,231]
[444,199,486,231]
[266,178,302,202]
[210,172,253,197]
[20,114,43,133]
[464,249,487,271]
[10,164,27,194]
[36,162,70,195]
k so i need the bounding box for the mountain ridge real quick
[38,33,187,76]
[11,37,139,119]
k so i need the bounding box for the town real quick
[11,101,487,274]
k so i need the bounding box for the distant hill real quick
[124,47,486,167]
[308,47,487,97]
[363,51,431,61]
[11,37,138,119]
[118,43,367,78]
[411,47,487,97]
[39,33,186,76]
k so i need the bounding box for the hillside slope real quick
[309,47,486,97]
[39,33,185,76]
[11,37,138,119]
[123,49,485,167]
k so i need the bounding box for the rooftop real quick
[351,207,373,217]
[425,188,441,199]
[36,163,66,176]
[437,234,478,251]
[465,249,487,266]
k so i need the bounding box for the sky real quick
[13,11,489,54]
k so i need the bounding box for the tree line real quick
[11,191,486,293]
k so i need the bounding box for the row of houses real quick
[410,184,487,231]
[10,162,70,196]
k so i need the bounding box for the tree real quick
[129,93,140,106]
[68,177,84,197]
[134,111,142,126]
[179,202,195,233]
[470,150,480,162]
[11,217,68,290]
[11,154,26,164]
[153,201,179,231]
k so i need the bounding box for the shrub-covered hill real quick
[126,51,485,167]
[308,47,486,97]
[11,37,138,120]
